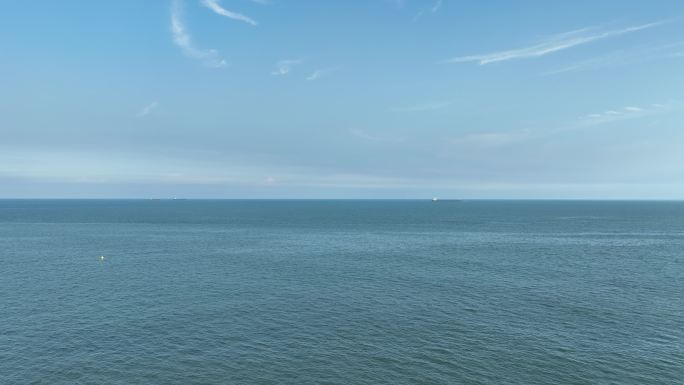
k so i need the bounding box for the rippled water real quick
[1,200,683,384]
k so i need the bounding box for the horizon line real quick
[1,198,684,201]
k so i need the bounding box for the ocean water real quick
[1,200,683,384]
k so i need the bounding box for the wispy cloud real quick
[271,59,302,76]
[449,102,678,147]
[201,0,257,26]
[450,130,532,147]
[137,102,159,117]
[443,21,667,65]
[391,100,453,112]
[548,103,674,133]
[414,0,442,21]
[350,129,406,143]
[171,0,227,68]
[306,67,339,81]
[384,0,406,9]
[430,0,443,13]
[544,42,684,75]
[576,104,671,127]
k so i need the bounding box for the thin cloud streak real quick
[443,21,667,65]
[271,59,302,76]
[544,42,684,75]
[306,67,339,81]
[414,0,442,21]
[575,103,673,127]
[137,102,159,117]
[391,100,453,112]
[450,130,532,147]
[171,0,227,68]
[350,129,406,143]
[384,0,406,9]
[449,102,678,147]
[201,0,257,26]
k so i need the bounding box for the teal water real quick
[1,200,683,384]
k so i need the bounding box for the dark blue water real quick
[1,200,683,384]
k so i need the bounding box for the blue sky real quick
[1,0,683,198]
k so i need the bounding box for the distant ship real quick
[432,197,438,202]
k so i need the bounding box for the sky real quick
[1,0,683,199]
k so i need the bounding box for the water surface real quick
[1,200,683,384]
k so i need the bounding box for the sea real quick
[1,200,682,384]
